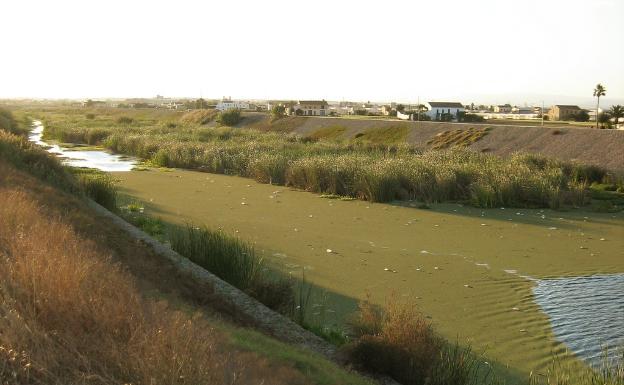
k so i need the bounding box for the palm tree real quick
[610,105,623,129]
[593,84,606,128]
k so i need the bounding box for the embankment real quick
[245,114,624,172]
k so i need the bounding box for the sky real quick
[1,0,622,106]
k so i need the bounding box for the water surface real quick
[533,274,624,366]
[29,121,136,171]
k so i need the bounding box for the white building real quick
[424,102,465,121]
[293,100,329,116]
[216,98,250,111]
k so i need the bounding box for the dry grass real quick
[345,294,443,385]
[427,128,490,150]
[0,163,313,385]
[179,109,218,125]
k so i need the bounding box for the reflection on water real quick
[533,274,624,367]
[29,121,136,171]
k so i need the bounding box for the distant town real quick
[11,93,622,129]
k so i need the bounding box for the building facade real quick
[294,100,329,116]
[424,102,465,120]
[216,98,250,111]
[548,105,581,121]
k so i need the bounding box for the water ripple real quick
[533,274,624,367]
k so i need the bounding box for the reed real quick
[169,224,262,290]
[37,109,611,209]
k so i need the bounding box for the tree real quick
[572,110,590,122]
[593,84,606,128]
[396,104,405,112]
[609,105,623,129]
[598,112,612,128]
[271,105,285,119]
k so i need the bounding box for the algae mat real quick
[114,169,624,380]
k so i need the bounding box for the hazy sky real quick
[1,0,622,105]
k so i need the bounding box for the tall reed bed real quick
[39,112,609,208]
[169,225,262,290]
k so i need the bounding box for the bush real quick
[459,113,485,123]
[345,295,442,385]
[85,113,95,119]
[115,116,134,124]
[217,109,242,126]
[73,170,117,210]
[345,295,500,385]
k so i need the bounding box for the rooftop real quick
[427,102,464,108]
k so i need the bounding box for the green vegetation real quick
[179,109,218,125]
[353,125,410,144]
[593,83,606,128]
[427,127,490,150]
[345,295,501,385]
[72,168,118,210]
[217,108,242,126]
[306,125,347,140]
[33,107,622,209]
[169,224,262,290]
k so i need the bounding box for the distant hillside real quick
[243,114,624,172]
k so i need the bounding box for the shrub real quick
[115,116,134,124]
[345,295,443,385]
[217,109,242,126]
[85,113,95,119]
[345,295,501,385]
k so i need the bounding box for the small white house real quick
[424,102,465,121]
[216,98,250,111]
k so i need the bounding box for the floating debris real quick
[326,249,333,253]
[480,223,487,226]
[241,202,247,205]
[434,266,440,270]
[580,246,588,249]
[549,227,558,230]
[600,238,606,241]
[463,284,472,288]
[512,307,520,311]
[308,214,313,218]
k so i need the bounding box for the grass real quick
[169,224,263,290]
[0,140,374,385]
[306,125,347,140]
[354,125,410,144]
[0,165,286,384]
[344,294,501,385]
[179,109,219,125]
[31,107,619,209]
[427,127,490,150]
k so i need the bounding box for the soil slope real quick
[243,115,624,172]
